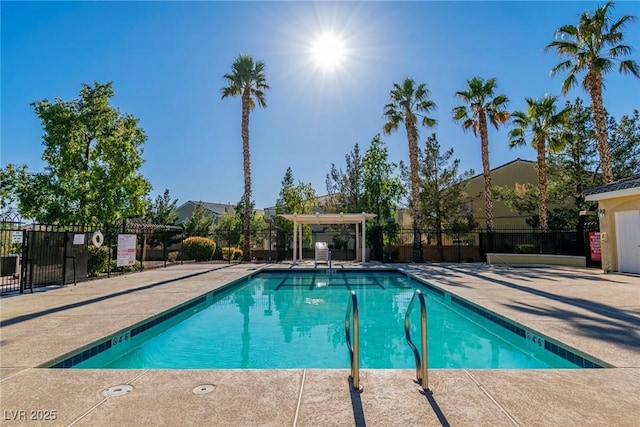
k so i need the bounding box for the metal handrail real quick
[404,289,429,393]
[345,290,362,391]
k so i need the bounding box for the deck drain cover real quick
[193,384,216,395]
[102,384,133,398]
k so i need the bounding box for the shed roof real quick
[584,175,640,201]
[186,201,236,215]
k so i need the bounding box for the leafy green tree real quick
[0,164,28,217]
[362,135,405,225]
[493,182,582,230]
[509,95,569,231]
[275,168,317,247]
[146,189,179,225]
[453,76,510,232]
[325,143,366,251]
[232,199,267,251]
[548,98,599,211]
[183,203,214,238]
[419,134,474,261]
[609,110,640,179]
[215,209,242,248]
[143,189,180,250]
[383,78,437,262]
[546,1,640,184]
[361,135,405,259]
[325,143,364,213]
[222,54,270,261]
[16,82,150,224]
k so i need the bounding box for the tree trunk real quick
[404,112,423,263]
[537,135,549,231]
[478,110,495,231]
[241,90,252,262]
[588,71,613,184]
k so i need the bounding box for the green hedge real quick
[514,244,537,254]
[182,236,217,261]
[88,246,109,277]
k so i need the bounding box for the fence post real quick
[61,231,69,286]
[28,230,35,293]
[107,224,112,278]
[19,229,27,294]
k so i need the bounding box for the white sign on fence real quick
[73,234,85,245]
[117,234,137,267]
[11,231,23,244]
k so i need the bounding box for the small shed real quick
[585,175,640,274]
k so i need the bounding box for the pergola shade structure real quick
[280,213,377,264]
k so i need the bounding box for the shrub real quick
[182,236,217,261]
[514,244,537,254]
[167,251,179,263]
[222,247,242,261]
[109,260,143,272]
[88,246,110,277]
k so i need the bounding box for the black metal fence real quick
[0,217,183,295]
[216,226,586,264]
[391,226,585,263]
[2,216,592,295]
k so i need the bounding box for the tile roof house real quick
[175,201,236,225]
[585,174,640,274]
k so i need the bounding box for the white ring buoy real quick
[92,231,104,248]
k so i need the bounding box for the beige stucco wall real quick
[595,194,640,272]
[394,159,576,230]
[466,160,538,227]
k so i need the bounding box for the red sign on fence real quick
[589,232,601,262]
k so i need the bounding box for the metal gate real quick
[0,220,24,294]
[20,230,89,293]
[1,220,91,295]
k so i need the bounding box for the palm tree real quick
[509,95,569,231]
[545,1,639,184]
[222,54,270,261]
[452,77,509,232]
[383,78,437,262]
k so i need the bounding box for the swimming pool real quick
[69,270,596,369]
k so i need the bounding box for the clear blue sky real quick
[2,1,639,210]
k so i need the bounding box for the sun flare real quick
[310,33,346,70]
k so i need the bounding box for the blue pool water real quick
[74,270,578,369]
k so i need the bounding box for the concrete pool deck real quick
[1,262,638,426]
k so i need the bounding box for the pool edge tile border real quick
[403,268,610,369]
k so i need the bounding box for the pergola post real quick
[293,218,297,264]
[298,223,303,260]
[355,223,359,262]
[362,217,366,264]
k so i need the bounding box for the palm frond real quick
[619,59,640,78]
[609,44,633,57]
[422,116,437,128]
[561,74,578,94]
[221,54,270,108]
